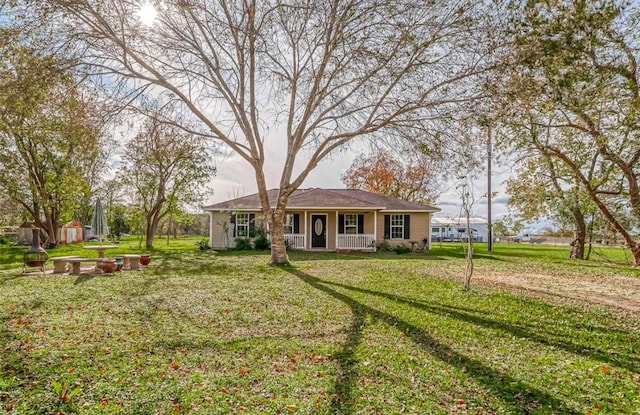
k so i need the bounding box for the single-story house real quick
[204,188,440,251]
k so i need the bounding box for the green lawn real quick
[1,239,639,414]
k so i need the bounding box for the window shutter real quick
[404,214,410,239]
[230,214,237,237]
[357,214,364,234]
[249,213,256,234]
[293,214,300,234]
[384,215,390,239]
[338,214,344,234]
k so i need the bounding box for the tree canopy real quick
[37,0,493,264]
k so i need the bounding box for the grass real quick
[1,238,639,414]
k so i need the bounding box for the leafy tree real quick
[119,116,215,248]
[498,0,640,266]
[505,142,596,259]
[341,150,439,205]
[39,0,494,264]
[0,28,108,245]
[107,204,130,241]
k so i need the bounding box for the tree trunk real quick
[268,206,289,266]
[146,216,157,248]
[569,206,585,259]
[630,243,640,268]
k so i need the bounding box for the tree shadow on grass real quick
[283,267,579,414]
[322,280,640,374]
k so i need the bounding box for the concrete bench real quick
[121,254,141,270]
[65,258,102,275]
[50,256,82,274]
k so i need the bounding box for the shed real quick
[59,221,84,244]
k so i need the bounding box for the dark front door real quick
[311,214,327,248]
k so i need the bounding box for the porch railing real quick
[284,234,305,249]
[337,234,376,250]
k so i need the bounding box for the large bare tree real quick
[40,0,491,264]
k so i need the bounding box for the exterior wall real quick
[375,212,432,248]
[209,209,434,251]
[210,211,231,249]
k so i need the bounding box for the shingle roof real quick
[204,188,440,212]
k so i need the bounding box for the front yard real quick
[1,240,639,413]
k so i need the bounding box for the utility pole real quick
[487,125,493,252]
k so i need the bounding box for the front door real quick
[311,214,327,248]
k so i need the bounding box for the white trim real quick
[373,210,377,250]
[304,211,307,249]
[209,211,214,248]
[335,211,339,250]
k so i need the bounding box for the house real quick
[204,188,440,251]
[431,217,488,242]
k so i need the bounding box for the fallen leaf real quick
[287,404,298,412]
[220,387,229,394]
[600,365,608,374]
[170,361,180,370]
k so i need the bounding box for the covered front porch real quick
[279,210,378,251]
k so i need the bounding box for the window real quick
[344,214,358,234]
[432,227,440,233]
[391,214,404,239]
[236,213,250,237]
[284,213,294,234]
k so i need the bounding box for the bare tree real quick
[40,0,492,264]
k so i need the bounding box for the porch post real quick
[335,211,339,250]
[209,211,214,248]
[304,211,307,249]
[373,210,377,251]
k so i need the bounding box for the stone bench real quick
[65,258,102,275]
[50,256,82,274]
[121,254,141,270]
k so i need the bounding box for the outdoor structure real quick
[58,221,84,244]
[431,217,489,242]
[17,222,36,245]
[204,188,440,251]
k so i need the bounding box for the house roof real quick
[204,188,440,212]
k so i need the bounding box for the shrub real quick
[253,234,270,250]
[376,240,392,252]
[0,236,8,245]
[393,244,411,254]
[234,237,252,251]
[196,239,210,251]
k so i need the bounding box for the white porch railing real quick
[337,234,376,250]
[285,234,305,249]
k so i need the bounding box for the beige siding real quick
[209,210,263,249]
[210,209,434,251]
[375,212,432,248]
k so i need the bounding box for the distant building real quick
[431,217,489,242]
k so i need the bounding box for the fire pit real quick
[23,228,48,273]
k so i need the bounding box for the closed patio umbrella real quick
[91,199,109,240]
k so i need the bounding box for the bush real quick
[0,236,8,245]
[393,244,411,254]
[196,239,210,251]
[253,234,270,250]
[234,237,252,251]
[376,240,392,252]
